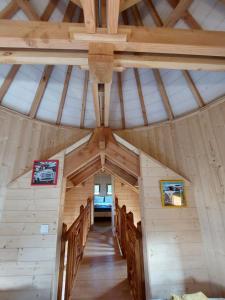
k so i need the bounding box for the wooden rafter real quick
[56,66,73,125]
[1,21,225,57]
[120,0,141,12]
[0,1,20,19]
[146,1,205,110]
[92,82,101,127]
[164,0,193,27]
[16,0,39,20]
[117,73,126,129]
[167,0,201,29]
[144,0,163,27]
[80,71,89,128]
[0,65,20,104]
[134,68,148,126]
[70,0,82,8]
[29,65,54,118]
[153,69,174,120]
[63,1,77,22]
[182,70,204,108]
[80,0,96,33]
[107,0,120,34]
[64,128,140,180]
[41,0,60,21]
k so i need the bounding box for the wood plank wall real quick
[0,151,65,300]
[114,178,141,225]
[140,152,209,299]
[116,101,225,297]
[63,178,94,227]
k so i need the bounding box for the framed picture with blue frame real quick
[160,180,186,207]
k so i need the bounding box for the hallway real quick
[71,221,132,300]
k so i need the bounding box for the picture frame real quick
[160,180,186,207]
[31,160,59,185]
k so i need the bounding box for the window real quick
[94,184,100,195]
[107,184,112,195]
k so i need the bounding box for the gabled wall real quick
[140,152,209,299]
[117,101,225,297]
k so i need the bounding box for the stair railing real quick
[57,198,92,300]
[115,197,145,300]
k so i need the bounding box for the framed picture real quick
[160,180,186,207]
[31,160,59,185]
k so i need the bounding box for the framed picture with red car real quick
[31,160,59,185]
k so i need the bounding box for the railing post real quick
[57,223,67,300]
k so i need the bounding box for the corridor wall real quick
[117,100,225,297]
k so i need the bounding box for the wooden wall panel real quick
[116,101,225,297]
[63,178,94,227]
[0,151,65,300]
[114,178,140,225]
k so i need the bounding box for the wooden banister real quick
[115,197,146,300]
[57,198,93,300]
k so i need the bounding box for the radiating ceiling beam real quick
[120,0,141,12]
[29,65,54,118]
[107,0,120,34]
[117,73,126,129]
[164,0,193,27]
[144,0,163,26]
[92,82,101,127]
[80,71,89,128]
[1,21,225,57]
[167,0,201,29]
[2,50,225,71]
[0,1,20,19]
[56,65,73,125]
[70,0,82,8]
[63,1,77,22]
[41,0,60,21]
[0,65,20,104]
[16,0,39,20]
[80,0,96,33]
[182,70,204,107]
[133,68,148,126]
[153,69,174,120]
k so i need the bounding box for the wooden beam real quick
[70,0,82,8]
[105,160,137,186]
[92,82,101,127]
[71,159,102,186]
[80,71,89,128]
[153,69,174,120]
[182,70,205,108]
[1,21,225,57]
[144,0,163,27]
[164,0,193,27]
[63,1,77,22]
[2,50,225,71]
[120,0,141,12]
[107,0,120,34]
[16,0,39,20]
[167,0,201,29]
[134,68,148,126]
[117,73,126,129]
[41,0,60,21]
[104,82,112,127]
[56,65,73,125]
[80,0,96,33]
[0,65,20,104]
[88,43,114,83]
[0,2,20,19]
[29,65,54,118]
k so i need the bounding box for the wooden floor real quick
[71,220,132,300]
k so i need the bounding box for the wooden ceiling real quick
[0,0,225,129]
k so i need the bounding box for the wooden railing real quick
[115,197,145,300]
[57,198,92,300]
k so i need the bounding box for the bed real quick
[94,196,112,218]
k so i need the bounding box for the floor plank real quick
[71,221,132,300]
